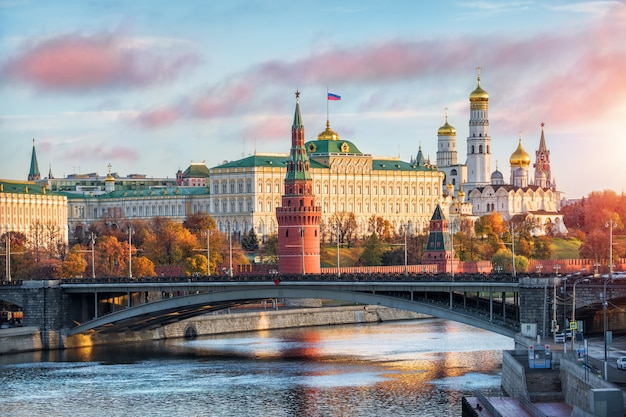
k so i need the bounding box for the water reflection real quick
[0,319,513,417]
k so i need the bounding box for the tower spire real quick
[276,92,321,275]
[28,138,41,181]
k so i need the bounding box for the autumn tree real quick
[142,217,198,265]
[260,234,278,265]
[329,212,358,246]
[367,216,393,242]
[183,212,217,236]
[95,235,128,277]
[579,229,611,262]
[184,254,208,276]
[60,245,87,278]
[132,256,156,277]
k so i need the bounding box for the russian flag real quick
[327,92,341,101]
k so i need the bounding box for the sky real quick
[1,0,625,200]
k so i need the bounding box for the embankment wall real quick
[1,306,425,353]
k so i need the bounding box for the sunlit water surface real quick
[0,318,513,417]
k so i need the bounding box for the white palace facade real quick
[209,116,445,240]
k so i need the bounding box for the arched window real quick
[479,145,483,153]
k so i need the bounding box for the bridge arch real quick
[70,286,518,337]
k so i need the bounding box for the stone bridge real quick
[1,274,626,349]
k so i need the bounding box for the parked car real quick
[617,357,626,370]
[555,333,565,343]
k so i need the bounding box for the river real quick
[0,318,514,417]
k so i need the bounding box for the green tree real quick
[532,236,553,259]
[359,233,385,266]
[491,248,528,274]
[241,228,260,251]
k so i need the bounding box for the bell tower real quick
[465,67,491,190]
[276,91,321,275]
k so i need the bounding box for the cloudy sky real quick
[1,0,625,199]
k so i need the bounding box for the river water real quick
[0,318,513,417]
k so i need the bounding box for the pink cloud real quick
[2,32,199,91]
[131,2,626,133]
[61,145,138,162]
[133,107,180,128]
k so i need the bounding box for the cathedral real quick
[435,69,566,236]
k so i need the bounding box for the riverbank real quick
[0,305,426,354]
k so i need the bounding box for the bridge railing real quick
[57,272,520,285]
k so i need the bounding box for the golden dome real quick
[438,111,456,136]
[470,79,489,102]
[104,163,115,182]
[317,120,340,141]
[510,138,531,167]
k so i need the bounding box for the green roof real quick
[305,139,363,155]
[213,154,326,170]
[0,180,46,195]
[55,187,209,200]
[182,163,210,177]
[371,159,438,172]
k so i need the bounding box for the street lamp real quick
[606,219,617,279]
[602,279,609,380]
[228,226,233,278]
[206,229,212,276]
[4,231,11,282]
[90,233,96,279]
[126,225,134,279]
[336,223,340,278]
[449,221,457,278]
[562,276,568,340]
[510,225,516,277]
[571,278,589,350]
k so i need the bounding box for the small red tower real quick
[276,92,321,275]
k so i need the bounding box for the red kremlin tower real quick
[276,92,321,275]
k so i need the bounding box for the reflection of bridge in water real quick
[2,273,626,343]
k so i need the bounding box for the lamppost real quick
[126,225,134,279]
[602,279,609,380]
[90,233,96,279]
[228,226,233,278]
[500,224,516,277]
[510,225,516,277]
[336,223,340,278]
[401,223,408,277]
[4,231,11,282]
[571,278,589,351]
[562,276,568,340]
[449,221,457,278]
[206,229,212,276]
[602,219,617,380]
[606,219,617,279]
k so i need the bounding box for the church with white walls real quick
[434,69,567,236]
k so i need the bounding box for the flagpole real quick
[326,86,329,123]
